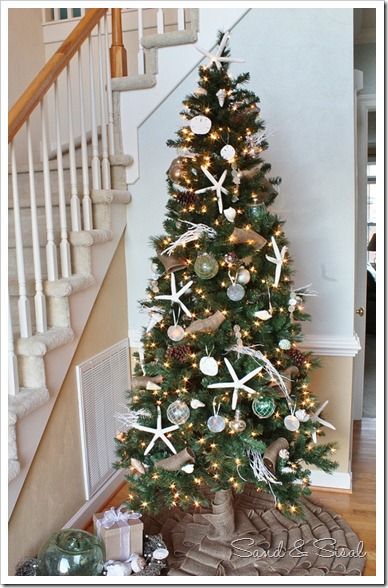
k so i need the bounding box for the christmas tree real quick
[114,31,337,517]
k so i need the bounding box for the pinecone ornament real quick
[287,347,307,369]
[176,191,197,207]
[166,344,192,363]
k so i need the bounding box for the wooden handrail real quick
[8,8,108,143]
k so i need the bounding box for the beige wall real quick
[8,238,128,573]
[310,356,354,473]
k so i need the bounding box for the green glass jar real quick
[38,529,105,576]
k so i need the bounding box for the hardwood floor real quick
[94,417,376,576]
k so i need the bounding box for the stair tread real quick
[69,228,113,246]
[16,326,74,357]
[91,189,132,204]
[141,29,197,50]
[111,74,156,92]
[9,387,50,419]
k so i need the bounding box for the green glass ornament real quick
[252,396,276,419]
[38,529,105,576]
[194,253,219,280]
[246,202,267,221]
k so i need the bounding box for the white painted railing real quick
[8,7,195,397]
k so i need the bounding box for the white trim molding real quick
[310,470,352,491]
[299,333,361,357]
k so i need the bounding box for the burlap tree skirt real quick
[150,485,365,576]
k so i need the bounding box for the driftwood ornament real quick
[186,310,225,335]
[263,438,289,474]
[154,447,195,472]
[231,227,267,250]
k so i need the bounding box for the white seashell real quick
[216,88,226,107]
[130,458,146,474]
[279,448,290,460]
[194,86,207,96]
[181,463,194,473]
[131,556,146,573]
[152,548,169,561]
[223,207,236,222]
[284,414,300,432]
[279,339,291,350]
[146,381,161,391]
[106,562,132,576]
[254,310,272,320]
[189,115,212,135]
[295,409,310,423]
[220,144,236,161]
[199,356,219,376]
[190,399,205,409]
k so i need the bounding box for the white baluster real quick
[41,99,59,281]
[89,35,101,190]
[54,81,72,278]
[104,14,115,157]
[157,8,164,34]
[41,8,47,24]
[137,9,145,75]
[53,7,60,21]
[27,120,47,333]
[8,296,19,396]
[80,8,85,17]
[78,49,93,230]
[66,65,82,231]
[98,21,111,189]
[10,144,32,339]
[177,8,185,31]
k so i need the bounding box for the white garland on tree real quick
[228,344,293,409]
[161,221,217,256]
[244,449,282,505]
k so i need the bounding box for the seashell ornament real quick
[199,355,219,376]
[224,207,236,222]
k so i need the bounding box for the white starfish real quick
[266,236,288,287]
[132,405,179,456]
[309,400,336,443]
[155,273,193,317]
[195,167,228,213]
[195,31,244,71]
[208,357,263,410]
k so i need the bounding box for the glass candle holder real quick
[38,529,105,576]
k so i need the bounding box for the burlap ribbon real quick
[155,485,366,576]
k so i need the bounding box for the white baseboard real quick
[63,470,125,530]
[310,470,352,491]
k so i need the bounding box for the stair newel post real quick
[177,8,185,31]
[54,80,72,278]
[40,98,59,281]
[97,20,111,189]
[10,143,32,339]
[88,35,102,191]
[66,65,82,231]
[26,119,47,333]
[157,9,164,34]
[137,9,145,75]
[110,8,127,78]
[8,294,19,396]
[104,14,115,157]
[78,49,93,230]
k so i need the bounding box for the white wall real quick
[125,8,355,345]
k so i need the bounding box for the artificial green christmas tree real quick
[114,31,337,519]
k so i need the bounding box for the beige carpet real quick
[148,486,366,576]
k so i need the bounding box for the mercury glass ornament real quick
[228,409,246,433]
[207,414,226,433]
[295,409,310,423]
[227,283,245,301]
[278,339,291,350]
[284,414,300,431]
[194,253,219,280]
[38,529,105,576]
[167,400,190,425]
[247,202,266,221]
[168,157,185,182]
[167,324,185,342]
[252,396,276,419]
[236,267,251,285]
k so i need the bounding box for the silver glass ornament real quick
[207,415,226,433]
[284,414,300,432]
[194,253,219,280]
[236,267,251,285]
[167,400,190,425]
[228,409,246,433]
[227,283,245,301]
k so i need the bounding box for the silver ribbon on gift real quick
[97,506,141,561]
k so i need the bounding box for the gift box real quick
[93,506,143,561]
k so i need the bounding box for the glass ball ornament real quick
[37,529,105,576]
[252,396,276,419]
[167,400,190,425]
[236,267,251,285]
[168,157,184,182]
[194,253,219,280]
[207,414,226,433]
[246,202,266,221]
[284,414,300,431]
[167,324,185,342]
[228,409,246,433]
[227,283,245,301]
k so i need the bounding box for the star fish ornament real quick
[195,166,228,213]
[208,357,263,410]
[155,273,193,317]
[309,400,336,443]
[195,31,244,71]
[266,236,288,287]
[132,405,178,455]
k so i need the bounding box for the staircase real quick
[8,7,201,515]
